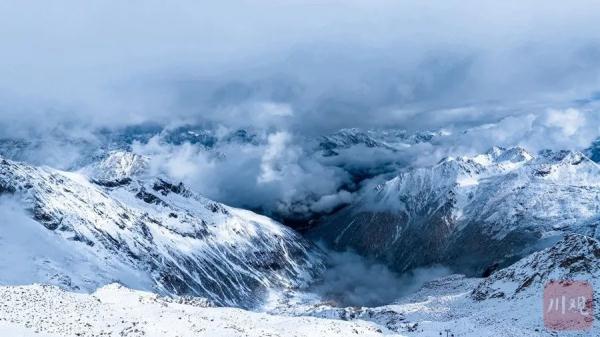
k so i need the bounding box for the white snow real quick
[0,267,591,337]
[0,284,386,337]
[0,155,323,307]
[353,146,600,253]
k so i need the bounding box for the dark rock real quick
[152,179,189,196]
[135,189,168,206]
[92,178,132,188]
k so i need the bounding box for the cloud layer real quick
[2,1,600,135]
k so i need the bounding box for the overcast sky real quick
[2,1,600,222]
[1,0,600,135]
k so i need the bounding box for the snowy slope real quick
[2,129,600,336]
[0,283,386,337]
[473,233,600,301]
[270,234,600,336]
[2,235,592,337]
[314,146,600,275]
[0,153,323,307]
[85,151,149,182]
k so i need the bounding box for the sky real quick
[1,1,600,222]
[1,0,600,135]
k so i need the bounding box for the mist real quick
[311,248,451,307]
[127,109,600,222]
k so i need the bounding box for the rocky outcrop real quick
[473,234,600,301]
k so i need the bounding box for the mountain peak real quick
[85,150,149,183]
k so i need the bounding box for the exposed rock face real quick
[0,154,323,308]
[472,234,600,301]
[313,147,600,276]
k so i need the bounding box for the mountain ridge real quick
[313,146,600,276]
[0,153,323,308]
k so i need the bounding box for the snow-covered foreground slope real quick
[0,284,386,337]
[0,153,323,307]
[0,323,61,337]
[266,234,600,336]
[401,234,600,336]
[1,235,598,337]
[314,146,600,275]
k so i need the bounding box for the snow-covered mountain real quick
[473,233,600,301]
[0,152,323,308]
[317,128,444,157]
[313,146,600,276]
[2,139,600,336]
[85,151,150,183]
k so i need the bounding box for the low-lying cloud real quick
[311,248,451,307]
[131,130,353,222]
[2,108,598,225]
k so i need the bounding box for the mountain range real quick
[313,145,600,276]
[1,126,600,336]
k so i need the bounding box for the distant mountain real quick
[0,125,264,169]
[0,152,323,308]
[104,125,264,149]
[313,146,600,276]
[317,128,444,157]
[85,151,149,183]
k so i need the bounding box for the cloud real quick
[258,132,299,184]
[131,130,352,221]
[1,1,600,135]
[542,108,587,137]
[310,191,354,214]
[311,247,451,307]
